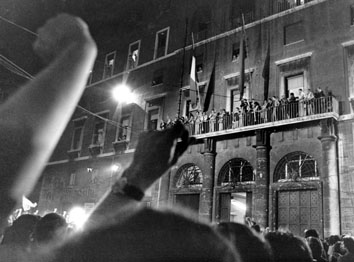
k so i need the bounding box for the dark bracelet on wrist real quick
[111,177,145,201]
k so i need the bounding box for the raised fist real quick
[33,13,96,63]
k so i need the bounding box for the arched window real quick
[218,158,254,186]
[274,151,318,182]
[175,164,203,188]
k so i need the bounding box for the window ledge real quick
[88,144,103,157]
[67,149,81,159]
[113,140,129,154]
[284,39,305,47]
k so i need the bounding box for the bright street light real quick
[112,83,136,104]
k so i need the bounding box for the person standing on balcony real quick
[218,109,225,130]
[272,96,280,121]
[201,111,208,133]
[232,108,240,128]
[314,87,325,113]
[266,98,273,122]
[194,111,201,134]
[298,89,305,116]
[304,88,314,115]
[288,93,297,118]
[280,95,288,120]
[209,109,217,132]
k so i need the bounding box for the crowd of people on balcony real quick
[161,87,334,135]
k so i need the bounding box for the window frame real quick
[152,69,164,86]
[126,40,141,70]
[103,51,116,79]
[115,113,132,142]
[70,117,87,151]
[91,111,109,147]
[144,96,165,131]
[153,27,170,59]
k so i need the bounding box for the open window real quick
[103,51,116,79]
[145,97,164,131]
[91,112,109,147]
[70,117,86,151]
[154,27,169,59]
[152,69,164,86]
[116,114,131,141]
[127,40,140,70]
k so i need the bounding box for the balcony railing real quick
[273,0,314,14]
[185,96,338,137]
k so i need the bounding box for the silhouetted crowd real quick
[1,211,354,262]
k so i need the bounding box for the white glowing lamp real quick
[111,164,120,172]
[67,206,88,229]
[112,84,136,104]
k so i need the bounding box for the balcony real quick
[186,96,339,139]
[273,0,314,14]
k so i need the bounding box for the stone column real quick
[252,130,271,228]
[319,119,340,236]
[200,138,216,222]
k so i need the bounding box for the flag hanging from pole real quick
[239,14,247,101]
[262,40,270,101]
[190,33,201,110]
[203,61,215,112]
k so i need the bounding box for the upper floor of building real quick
[47,0,354,163]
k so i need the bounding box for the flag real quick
[239,14,247,100]
[262,40,270,101]
[189,33,201,110]
[203,61,215,112]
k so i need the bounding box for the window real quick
[218,158,254,186]
[154,27,169,59]
[146,97,164,131]
[351,5,354,25]
[195,21,210,41]
[232,42,247,62]
[225,73,251,112]
[103,51,116,79]
[92,112,108,146]
[147,109,159,130]
[127,40,140,70]
[230,0,255,27]
[232,43,240,61]
[70,118,86,151]
[152,69,164,86]
[175,164,203,188]
[276,53,311,99]
[284,21,304,45]
[286,74,304,98]
[69,173,76,186]
[116,115,131,141]
[274,151,318,182]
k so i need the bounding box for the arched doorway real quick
[216,158,254,223]
[172,164,203,214]
[272,151,322,237]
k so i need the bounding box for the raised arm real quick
[87,122,193,227]
[0,14,97,227]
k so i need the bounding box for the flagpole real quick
[177,18,189,119]
[239,13,246,101]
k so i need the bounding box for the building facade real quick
[36,0,354,237]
